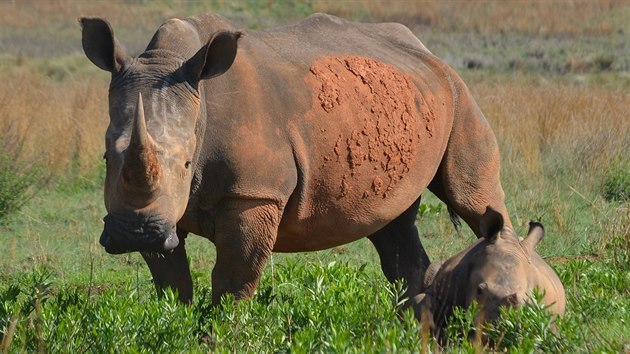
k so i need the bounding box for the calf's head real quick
[465,209,546,322]
[80,18,241,253]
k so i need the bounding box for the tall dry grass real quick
[0,0,627,183]
[1,68,626,193]
[0,0,627,37]
[0,70,108,176]
[314,0,627,35]
[474,80,629,186]
[0,0,169,31]
[471,79,629,233]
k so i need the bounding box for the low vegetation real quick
[0,151,44,225]
[1,249,628,352]
[0,0,628,352]
[603,161,630,202]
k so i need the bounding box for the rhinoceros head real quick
[465,208,544,323]
[80,18,241,254]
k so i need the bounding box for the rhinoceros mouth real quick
[100,213,179,254]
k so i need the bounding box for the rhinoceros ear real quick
[522,221,545,254]
[185,31,243,85]
[80,17,128,73]
[479,207,504,242]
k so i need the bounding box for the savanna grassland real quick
[1,0,629,352]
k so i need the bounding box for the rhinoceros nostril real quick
[163,231,179,252]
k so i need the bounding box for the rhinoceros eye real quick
[184,160,192,169]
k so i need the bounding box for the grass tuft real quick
[602,161,630,202]
[0,144,46,224]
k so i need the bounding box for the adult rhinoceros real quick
[80,13,513,305]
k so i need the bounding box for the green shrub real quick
[442,302,481,350]
[0,268,53,352]
[1,261,628,352]
[486,290,567,352]
[602,161,630,202]
[417,201,443,218]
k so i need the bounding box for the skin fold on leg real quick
[211,199,280,305]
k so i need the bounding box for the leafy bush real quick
[442,302,481,350]
[417,201,443,218]
[439,293,566,353]
[486,290,566,352]
[0,151,45,224]
[0,268,52,352]
[1,262,425,353]
[602,161,630,202]
[1,261,627,352]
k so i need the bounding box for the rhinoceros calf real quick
[411,209,566,335]
[80,12,518,306]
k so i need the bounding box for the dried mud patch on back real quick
[307,55,437,199]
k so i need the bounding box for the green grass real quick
[1,249,628,352]
[0,154,43,225]
[603,160,630,202]
[0,180,628,352]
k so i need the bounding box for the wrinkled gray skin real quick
[80,13,515,306]
[411,209,566,337]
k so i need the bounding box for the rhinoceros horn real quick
[121,93,161,197]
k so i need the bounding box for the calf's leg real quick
[368,197,430,299]
[211,199,279,305]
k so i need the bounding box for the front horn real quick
[121,93,161,196]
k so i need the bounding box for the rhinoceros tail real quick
[447,206,462,232]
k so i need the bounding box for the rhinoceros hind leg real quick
[141,230,193,304]
[211,199,279,305]
[368,197,430,299]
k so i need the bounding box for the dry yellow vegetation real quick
[315,0,626,35]
[0,0,627,35]
[474,80,629,179]
[1,71,627,191]
[0,0,628,182]
[0,71,107,175]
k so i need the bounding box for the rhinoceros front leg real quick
[211,199,279,305]
[141,229,193,304]
[410,293,437,333]
[368,197,430,300]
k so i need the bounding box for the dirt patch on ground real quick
[306,55,436,199]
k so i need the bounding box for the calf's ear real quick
[80,17,128,73]
[186,31,243,85]
[479,207,504,242]
[522,221,545,254]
